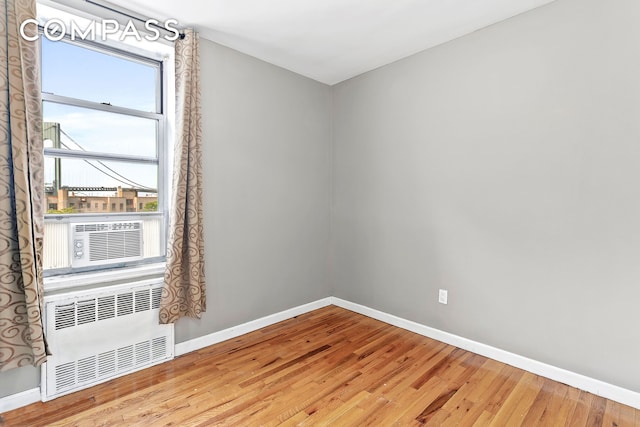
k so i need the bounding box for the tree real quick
[47,207,76,214]
[143,201,158,212]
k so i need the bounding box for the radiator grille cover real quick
[42,279,173,401]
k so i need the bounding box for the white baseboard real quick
[3,296,638,413]
[330,297,640,410]
[0,388,40,413]
[175,297,333,356]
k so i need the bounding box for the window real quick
[41,24,169,275]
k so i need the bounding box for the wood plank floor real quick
[1,306,638,426]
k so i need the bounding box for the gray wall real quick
[0,367,40,400]
[332,0,640,392]
[0,39,333,399]
[174,40,333,342]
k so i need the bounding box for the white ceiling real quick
[106,0,555,85]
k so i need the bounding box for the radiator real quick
[41,278,174,401]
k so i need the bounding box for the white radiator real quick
[41,278,174,401]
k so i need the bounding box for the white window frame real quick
[40,23,171,278]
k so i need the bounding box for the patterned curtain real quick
[159,29,205,324]
[0,0,48,371]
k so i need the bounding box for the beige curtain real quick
[159,29,205,324]
[0,0,48,371]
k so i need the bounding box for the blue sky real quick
[42,37,157,111]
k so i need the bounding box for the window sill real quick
[44,263,166,293]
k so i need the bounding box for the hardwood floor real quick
[1,306,638,426]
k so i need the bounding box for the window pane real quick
[42,38,158,112]
[44,102,157,157]
[44,157,158,214]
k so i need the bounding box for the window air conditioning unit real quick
[70,221,143,268]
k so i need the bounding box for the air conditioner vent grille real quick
[98,295,115,321]
[98,350,116,377]
[55,303,75,330]
[152,287,162,309]
[135,341,151,365]
[76,299,96,325]
[89,231,141,262]
[152,337,167,359]
[135,289,150,313]
[117,292,133,316]
[55,362,75,391]
[117,345,134,371]
[71,221,143,268]
[78,356,96,383]
[51,289,162,331]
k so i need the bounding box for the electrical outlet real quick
[438,289,448,304]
